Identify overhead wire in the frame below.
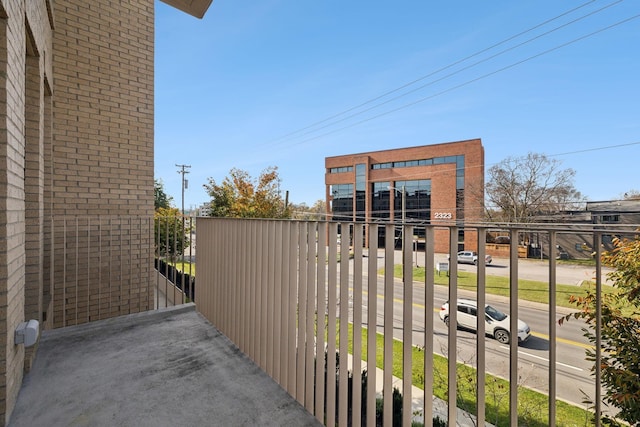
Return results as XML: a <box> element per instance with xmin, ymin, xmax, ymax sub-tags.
<box><xmin>264</xmin><ymin>0</ymin><xmax>629</xmax><ymax>148</ymax></box>
<box><xmin>265</xmin><ymin>0</ymin><xmax>601</xmax><ymax>146</ymax></box>
<box><xmin>279</xmin><ymin>1</ymin><xmax>625</xmax><ymax>146</ymax></box>
<box><xmin>288</xmin><ymin>11</ymin><xmax>640</xmax><ymax>147</ymax></box>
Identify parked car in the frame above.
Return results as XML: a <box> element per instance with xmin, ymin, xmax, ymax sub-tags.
<box><xmin>438</xmin><ymin>298</ymin><xmax>531</xmax><ymax>344</ymax></box>
<box><xmin>450</xmin><ymin>250</ymin><xmax>492</xmax><ymax>265</ymax></box>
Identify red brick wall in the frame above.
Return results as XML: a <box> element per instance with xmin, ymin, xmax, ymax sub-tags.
<box><xmin>325</xmin><ymin>139</ymin><xmax>485</xmax><ymax>253</ymax></box>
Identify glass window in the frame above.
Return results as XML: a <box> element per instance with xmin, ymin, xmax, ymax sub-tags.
<box><xmin>355</xmin><ymin>164</ymin><xmax>366</xmax><ymax>191</ymax></box>
<box><xmin>600</xmin><ymin>215</ymin><xmax>620</xmax><ymax>223</ymax></box>
<box><xmin>372</xmin><ymin>162</ymin><xmax>392</xmax><ymax>169</ymax></box>
<box><xmin>485</xmin><ymin>305</ymin><xmax>507</xmax><ymax>321</ymax></box>
<box><xmin>355</xmin><ymin>164</ymin><xmax>366</xmax><ymax>220</ymax></box>
<box><xmin>329</xmin><ymin>166</ymin><xmax>353</xmax><ymax>173</ymax></box>
<box><xmin>445</xmin><ymin>156</ymin><xmax>457</xmax><ymax>164</ymax></box>
<box><xmin>392</xmin><ymin>179</ymin><xmax>431</xmax><ymax>224</ymax></box>
<box><xmin>330</xmin><ymin>183</ymin><xmax>353</xmax><ymax>221</ymax></box>
<box><xmin>371</xmin><ymin>182</ymin><xmax>391</xmax><ymax>220</ymax></box>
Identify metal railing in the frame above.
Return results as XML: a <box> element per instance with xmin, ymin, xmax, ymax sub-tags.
<box><xmin>46</xmin><ymin>215</ymin><xmax>197</xmax><ymax>328</ymax></box>
<box><xmin>154</xmin><ymin>215</ymin><xmax>195</xmax><ymax>308</ymax></box>
<box><xmin>46</xmin><ymin>216</ymin><xmax>155</xmax><ymax>328</ymax></box>
<box><xmin>194</xmin><ymin>217</ymin><xmax>640</xmax><ymax>426</ymax></box>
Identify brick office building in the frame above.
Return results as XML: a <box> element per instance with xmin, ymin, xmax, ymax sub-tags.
<box><xmin>325</xmin><ymin>139</ymin><xmax>485</xmax><ymax>253</ymax></box>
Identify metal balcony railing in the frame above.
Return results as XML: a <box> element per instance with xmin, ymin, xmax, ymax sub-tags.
<box><xmin>46</xmin><ymin>216</ymin><xmax>155</xmax><ymax>328</ymax></box>
<box><xmin>194</xmin><ymin>217</ymin><xmax>639</xmax><ymax>427</ymax></box>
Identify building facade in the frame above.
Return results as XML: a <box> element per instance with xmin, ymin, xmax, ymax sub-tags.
<box><xmin>530</xmin><ymin>199</ymin><xmax>640</xmax><ymax>260</ymax></box>
<box><xmin>325</xmin><ymin>139</ymin><xmax>485</xmax><ymax>253</ymax></box>
<box><xmin>0</xmin><ymin>1</ymin><xmax>211</xmax><ymax>424</ymax></box>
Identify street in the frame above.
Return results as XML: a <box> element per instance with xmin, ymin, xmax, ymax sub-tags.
<box><xmin>334</xmin><ymin>251</ymin><xmax>605</xmax><ymax>412</ymax></box>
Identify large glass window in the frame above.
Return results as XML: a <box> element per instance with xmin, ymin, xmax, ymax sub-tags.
<box><xmin>371</xmin><ymin>155</ymin><xmax>462</xmax><ymax>170</ymax></box>
<box><xmin>331</xmin><ymin>183</ymin><xmax>353</xmax><ymax>221</ymax></box>
<box><xmin>355</xmin><ymin>164</ymin><xmax>366</xmax><ymax>221</ymax></box>
<box><xmin>329</xmin><ymin>166</ymin><xmax>353</xmax><ymax>173</ymax></box>
<box><xmin>371</xmin><ymin>182</ymin><xmax>391</xmax><ymax>221</ymax></box>
<box><xmin>392</xmin><ymin>180</ymin><xmax>431</xmax><ymax>224</ymax></box>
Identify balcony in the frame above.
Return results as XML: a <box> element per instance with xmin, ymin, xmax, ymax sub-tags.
<box><xmin>9</xmin><ymin>303</ymin><xmax>321</xmax><ymax>426</ymax></box>
<box><xmin>10</xmin><ymin>216</ymin><xmax>637</xmax><ymax>426</ymax></box>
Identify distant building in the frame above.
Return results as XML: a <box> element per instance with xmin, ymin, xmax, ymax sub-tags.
<box><xmin>524</xmin><ymin>199</ymin><xmax>640</xmax><ymax>259</ymax></box>
<box><xmin>325</xmin><ymin>139</ymin><xmax>485</xmax><ymax>252</ymax></box>
<box><xmin>198</xmin><ymin>203</ymin><xmax>212</xmax><ymax>217</ymax></box>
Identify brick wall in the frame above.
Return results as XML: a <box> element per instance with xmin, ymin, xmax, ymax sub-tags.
<box><xmin>0</xmin><ymin>2</ymin><xmax>26</xmax><ymax>421</ymax></box>
<box><xmin>49</xmin><ymin>0</ymin><xmax>155</xmax><ymax>327</ymax></box>
<box><xmin>325</xmin><ymin>139</ymin><xmax>485</xmax><ymax>253</ymax></box>
<box><xmin>0</xmin><ymin>0</ymin><xmax>155</xmax><ymax>423</ymax></box>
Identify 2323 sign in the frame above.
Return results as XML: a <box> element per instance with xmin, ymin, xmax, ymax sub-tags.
<box><xmin>434</xmin><ymin>212</ymin><xmax>452</xmax><ymax>219</ymax></box>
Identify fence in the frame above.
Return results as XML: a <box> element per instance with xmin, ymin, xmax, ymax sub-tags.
<box><xmin>195</xmin><ymin>217</ymin><xmax>639</xmax><ymax>426</ymax></box>
<box><xmin>46</xmin><ymin>216</ymin><xmax>154</xmax><ymax>328</ymax></box>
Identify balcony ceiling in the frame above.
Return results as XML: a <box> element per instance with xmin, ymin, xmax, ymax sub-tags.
<box><xmin>9</xmin><ymin>304</ymin><xmax>321</xmax><ymax>427</ymax></box>
<box><xmin>160</xmin><ymin>0</ymin><xmax>213</xmax><ymax>18</ymax></box>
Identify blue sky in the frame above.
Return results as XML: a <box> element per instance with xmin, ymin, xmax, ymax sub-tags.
<box><xmin>155</xmin><ymin>1</ymin><xmax>640</xmax><ymax>210</ymax></box>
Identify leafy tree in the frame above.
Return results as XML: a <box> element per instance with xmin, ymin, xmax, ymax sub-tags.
<box><xmin>562</xmin><ymin>234</ymin><xmax>640</xmax><ymax>425</ymax></box>
<box><xmin>203</xmin><ymin>166</ymin><xmax>291</xmax><ymax>219</ymax></box>
<box><xmin>154</xmin><ymin>179</ymin><xmax>173</xmax><ymax>210</ymax></box>
<box><xmin>154</xmin><ymin>207</ymin><xmax>190</xmax><ymax>261</ymax></box>
<box><xmin>485</xmin><ymin>152</ymin><xmax>583</xmax><ymax>223</ymax></box>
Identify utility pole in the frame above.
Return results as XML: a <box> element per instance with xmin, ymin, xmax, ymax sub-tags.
<box><xmin>176</xmin><ymin>164</ymin><xmax>191</xmax><ymax>217</ymax></box>
<box><xmin>176</xmin><ymin>164</ymin><xmax>191</xmax><ymax>269</ymax></box>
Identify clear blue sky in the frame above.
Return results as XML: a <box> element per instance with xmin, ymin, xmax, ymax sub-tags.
<box><xmin>155</xmin><ymin>1</ymin><xmax>640</xmax><ymax>211</ymax></box>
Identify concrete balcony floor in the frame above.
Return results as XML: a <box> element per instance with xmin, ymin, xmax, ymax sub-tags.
<box><xmin>9</xmin><ymin>304</ymin><xmax>321</xmax><ymax>427</ymax></box>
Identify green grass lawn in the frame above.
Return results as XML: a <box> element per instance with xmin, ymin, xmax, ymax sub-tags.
<box><xmin>335</xmin><ymin>321</ymin><xmax>593</xmax><ymax>427</ymax></box>
<box><xmin>388</xmin><ymin>264</ymin><xmax>616</xmax><ymax>309</ymax></box>
<box><xmin>170</xmin><ymin>261</ymin><xmax>195</xmax><ymax>276</ymax></box>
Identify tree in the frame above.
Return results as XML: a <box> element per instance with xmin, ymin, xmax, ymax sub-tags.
<box><xmin>154</xmin><ymin>207</ymin><xmax>190</xmax><ymax>261</ymax></box>
<box><xmin>622</xmin><ymin>190</ymin><xmax>640</xmax><ymax>200</ymax></box>
<box><xmin>154</xmin><ymin>179</ymin><xmax>173</xmax><ymax>210</ymax></box>
<box><xmin>485</xmin><ymin>152</ymin><xmax>583</xmax><ymax>223</ymax></box>
<box><xmin>562</xmin><ymin>234</ymin><xmax>640</xmax><ymax>425</ymax></box>
<box><xmin>291</xmin><ymin>199</ymin><xmax>327</xmax><ymax>220</ymax></box>
<box><xmin>203</xmin><ymin>166</ymin><xmax>291</xmax><ymax>219</ymax></box>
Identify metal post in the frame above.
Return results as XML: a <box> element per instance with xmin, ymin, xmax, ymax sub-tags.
<box><xmin>401</xmin><ymin>184</ymin><xmax>406</xmax><ymax>252</ymax></box>
<box><xmin>176</xmin><ymin>164</ymin><xmax>191</xmax><ymax>218</ymax></box>
<box><xmin>176</xmin><ymin>164</ymin><xmax>191</xmax><ymax>284</ymax></box>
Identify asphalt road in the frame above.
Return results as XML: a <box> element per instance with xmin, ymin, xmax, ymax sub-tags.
<box><xmin>338</xmin><ymin>252</ymin><xmax>607</xmax><ymax>412</ymax></box>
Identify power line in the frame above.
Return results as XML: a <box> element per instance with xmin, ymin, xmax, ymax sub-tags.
<box><xmin>285</xmin><ymin>12</ymin><xmax>640</xmax><ymax>147</ymax></box>
<box><xmin>550</xmin><ymin>141</ymin><xmax>640</xmax><ymax>157</ymax></box>
<box><xmin>286</xmin><ymin>0</ymin><xmax>623</xmax><ymax>145</ymax></box>
<box><xmin>264</xmin><ymin>0</ymin><xmax>615</xmax><ymax>147</ymax></box>
<box><xmin>276</xmin><ymin>1</ymin><xmax>624</xmax><ymax>146</ymax></box>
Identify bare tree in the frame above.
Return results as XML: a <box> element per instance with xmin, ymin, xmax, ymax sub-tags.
<box><xmin>622</xmin><ymin>189</ymin><xmax>640</xmax><ymax>200</ymax></box>
<box><xmin>291</xmin><ymin>199</ymin><xmax>327</xmax><ymax>220</ymax></box>
<box><xmin>485</xmin><ymin>153</ymin><xmax>583</xmax><ymax>223</ymax></box>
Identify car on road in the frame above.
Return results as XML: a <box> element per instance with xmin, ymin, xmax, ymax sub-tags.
<box><xmin>438</xmin><ymin>298</ymin><xmax>531</xmax><ymax>344</ymax></box>
<box><xmin>449</xmin><ymin>251</ymin><xmax>492</xmax><ymax>265</ymax></box>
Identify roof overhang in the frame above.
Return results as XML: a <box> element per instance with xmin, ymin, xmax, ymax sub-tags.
<box><xmin>160</xmin><ymin>0</ymin><xmax>213</xmax><ymax>19</ymax></box>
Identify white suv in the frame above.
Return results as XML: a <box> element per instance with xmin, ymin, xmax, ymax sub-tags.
<box><xmin>438</xmin><ymin>299</ymin><xmax>530</xmax><ymax>344</ymax></box>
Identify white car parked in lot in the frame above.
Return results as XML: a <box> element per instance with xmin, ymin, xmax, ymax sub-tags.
<box><xmin>453</xmin><ymin>251</ymin><xmax>492</xmax><ymax>265</ymax></box>
<box><xmin>439</xmin><ymin>299</ymin><xmax>531</xmax><ymax>344</ymax></box>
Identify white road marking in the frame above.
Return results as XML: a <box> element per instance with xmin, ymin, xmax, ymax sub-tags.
<box><xmin>499</xmin><ymin>346</ymin><xmax>584</xmax><ymax>371</ymax></box>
